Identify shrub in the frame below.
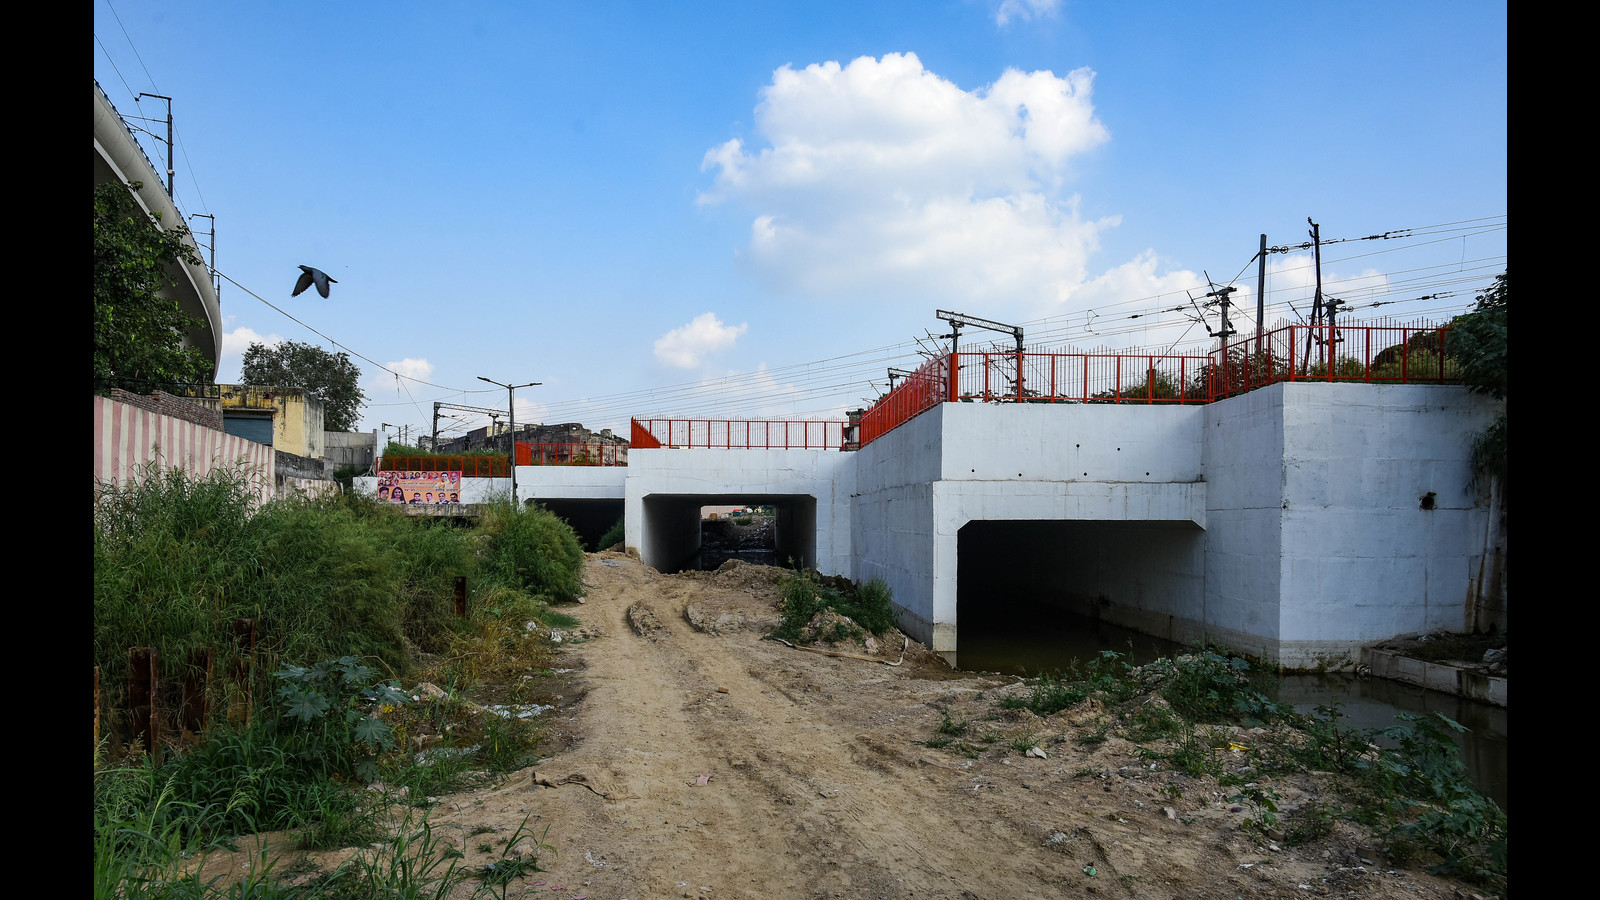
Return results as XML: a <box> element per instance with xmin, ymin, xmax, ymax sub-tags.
<box><xmin>480</xmin><ymin>502</ymin><xmax>585</xmax><ymax>603</ymax></box>
<box><xmin>597</xmin><ymin>516</ymin><xmax>626</xmax><ymax>551</ymax></box>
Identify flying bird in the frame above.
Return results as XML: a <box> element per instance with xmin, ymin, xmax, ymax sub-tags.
<box><xmin>292</xmin><ymin>265</ymin><xmax>338</xmax><ymax>298</ymax></box>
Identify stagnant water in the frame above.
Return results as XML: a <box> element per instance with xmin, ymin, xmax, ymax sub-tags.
<box><xmin>957</xmin><ymin>603</ymin><xmax>1507</xmax><ymax>811</ymax></box>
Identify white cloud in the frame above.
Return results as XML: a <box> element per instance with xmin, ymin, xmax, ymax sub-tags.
<box><xmin>653</xmin><ymin>313</ymin><xmax>748</xmax><ymax>368</ymax></box>
<box><xmin>995</xmin><ymin>0</ymin><xmax>1061</xmax><ymax>27</ymax></box>
<box><xmin>362</xmin><ymin>357</ymin><xmax>434</xmax><ymax>402</ymax></box>
<box><xmin>215</xmin><ymin>323</ymin><xmax>284</xmax><ymax>382</ymax></box>
<box><xmin>701</xmin><ymin>53</ymin><xmax>1121</xmax><ymax>310</ymax></box>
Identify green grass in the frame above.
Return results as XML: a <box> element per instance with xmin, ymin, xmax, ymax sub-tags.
<box><xmin>94</xmin><ymin>465</ymin><xmax>584</xmax><ymax>897</ymax></box>
<box><xmin>774</xmin><ymin>569</ymin><xmax>897</xmax><ymax>643</ymax></box>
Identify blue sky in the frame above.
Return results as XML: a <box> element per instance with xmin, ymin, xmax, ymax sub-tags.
<box><xmin>94</xmin><ymin>1</ymin><xmax>1507</xmax><ymax>440</ymax></box>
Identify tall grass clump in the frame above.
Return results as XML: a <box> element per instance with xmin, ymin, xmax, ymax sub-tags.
<box><xmin>94</xmin><ymin>466</ymin><xmax>587</xmax><ymax>754</ymax></box>
<box><xmin>774</xmin><ymin>569</ymin><xmax>896</xmax><ymax>643</ymax></box>
<box><xmin>478</xmin><ymin>502</ymin><xmax>585</xmax><ymax>604</ymax></box>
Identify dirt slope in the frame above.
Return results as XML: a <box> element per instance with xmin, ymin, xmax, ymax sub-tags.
<box><xmin>419</xmin><ymin>553</ymin><xmax>1479</xmax><ymax>900</ymax></box>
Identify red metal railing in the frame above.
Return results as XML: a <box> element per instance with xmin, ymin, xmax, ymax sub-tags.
<box><xmin>957</xmin><ymin>348</ymin><xmax>1213</xmax><ymax>404</ymax></box>
<box><xmin>380</xmin><ymin>455</ymin><xmax>509</xmax><ymax>476</ymax></box>
<box><xmin>858</xmin><ymin>353</ymin><xmax>953</xmax><ymax>445</ymax></box>
<box><xmin>857</xmin><ymin>318</ymin><xmax>1459</xmax><ymax>447</ymax></box>
<box><xmin>516</xmin><ymin>442</ymin><xmax>626</xmax><ymax>466</ymax></box>
<box><xmin>629</xmin><ymin>417</ymin><xmax>848</xmax><ymax>450</ymax></box>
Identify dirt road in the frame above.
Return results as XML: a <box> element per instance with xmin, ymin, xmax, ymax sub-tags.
<box><xmin>427</xmin><ymin>553</ymin><xmax>1477</xmax><ymax>899</ymax></box>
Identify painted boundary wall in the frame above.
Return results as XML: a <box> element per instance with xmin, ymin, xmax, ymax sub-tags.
<box><xmin>94</xmin><ymin>394</ymin><xmax>275</xmax><ymax>504</ymax></box>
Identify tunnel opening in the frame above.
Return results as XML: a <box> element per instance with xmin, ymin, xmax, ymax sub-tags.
<box><xmin>641</xmin><ymin>493</ymin><xmax>817</xmax><ymax>574</ymax></box>
<box><xmin>955</xmin><ymin>519</ymin><xmax>1204</xmax><ymax>674</ymax></box>
<box><xmin>531</xmin><ymin>498</ymin><xmax>627</xmax><ymax>551</ymax></box>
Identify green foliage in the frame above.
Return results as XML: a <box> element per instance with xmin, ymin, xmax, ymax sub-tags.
<box><xmin>1447</xmin><ymin>274</ymin><xmax>1508</xmax><ymax>401</ymax></box>
<box><xmin>1010</xmin><ymin>671</ymin><xmax>1089</xmax><ymax>717</ymax></box>
<box><xmin>241</xmin><ymin>340</ymin><xmax>368</xmax><ymax>433</ymax></box>
<box><xmin>94</xmin><ymin>466</ymin><xmax>585</xmax><ymax>750</ymax></box>
<box><xmin>271</xmin><ymin>657</ymin><xmax>408</xmax><ymax>782</ymax></box>
<box><xmin>477</xmin><ymin>713</ymin><xmax>542</xmax><ymax>774</ymax></box>
<box><xmin>1228</xmin><ymin>784</ymin><xmax>1282</xmax><ymax>836</ymax></box>
<box><xmin>479</xmin><ymin>502</ymin><xmax>585</xmax><ymax>603</ymax></box>
<box><xmin>1366</xmin><ymin>714</ymin><xmax>1507</xmax><ymax>884</ymax></box>
<box><xmin>597</xmin><ymin>516</ymin><xmax>626</xmax><ymax>551</ymax></box>
<box><xmin>773</xmin><ymin>570</ymin><xmax>897</xmax><ymax>643</ymax></box>
<box><xmin>1168</xmin><ymin>734</ymin><xmax>1222</xmax><ymax>778</ymax></box>
<box><xmin>383</xmin><ymin>442</ymin><xmax>507</xmax><ymax>459</ymax></box>
<box><xmin>1151</xmin><ymin>650</ymin><xmax>1255</xmax><ymax>723</ymax></box>
<box><xmin>1283</xmin><ymin>800</ymin><xmax>1337</xmax><ymax>847</ymax></box>
<box><xmin>1447</xmin><ymin>273</ymin><xmax>1508</xmax><ymax>494</ymax></box>
<box><xmin>93</xmin><ymin>180</ymin><xmax>213</xmax><ymax>393</ymax></box>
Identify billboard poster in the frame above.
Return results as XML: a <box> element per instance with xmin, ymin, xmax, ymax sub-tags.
<box><xmin>378</xmin><ymin>471</ymin><xmax>463</xmax><ymax>504</ymax></box>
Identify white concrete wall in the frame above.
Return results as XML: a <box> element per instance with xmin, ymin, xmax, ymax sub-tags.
<box><xmin>1199</xmin><ymin>384</ymin><xmax>1290</xmax><ymax>659</ymax></box>
<box><xmin>851</xmin><ymin>407</ymin><xmax>943</xmax><ymax>646</ymax></box>
<box><xmin>519</xmin><ymin>465</ymin><xmax>627</xmax><ymax>501</ymax></box>
<box><xmin>1270</xmin><ymin>383</ymin><xmax>1502</xmax><ymax>667</ymax></box>
<box><xmin>624</xmin><ymin>448</ymin><xmax>855</xmax><ymax>574</ymax></box>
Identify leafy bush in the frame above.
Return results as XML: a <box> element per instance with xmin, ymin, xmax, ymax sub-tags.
<box><xmin>774</xmin><ymin>570</ymin><xmax>897</xmax><ymax>643</ymax></box>
<box><xmin>480</xmin><ymin>502</ymin><xmax>585</xmax><ymax>603</ymax></box>
<box><xmin>1152</xmin><ymin>650</ymin><xmax>1255</xmax><ymax>723</ymax></box>
<box><xmin>1366</xmin><ymin>714</ymin><xmax>1507</xmax><ymax>884</ymax></box>
<box><xmin>597</xmin><ymin>516</ymin><xmax>626</xmax><ymax>551</ymax></box>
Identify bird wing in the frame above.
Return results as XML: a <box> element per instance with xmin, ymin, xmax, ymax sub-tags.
<box><xmin>292</xmin><ymin>268</ymin><xmax>314</xmax><ymax>296</ymax></box>
<box><xmin>313</xmin><ymin>269</ymin><xmax>332</xmax><ymax>298</ymax></box>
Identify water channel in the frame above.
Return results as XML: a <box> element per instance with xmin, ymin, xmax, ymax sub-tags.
<box><xmin>958</xmin><ymin>601</ymin><xmax>1507</xmax><ymax>811</ymax></box>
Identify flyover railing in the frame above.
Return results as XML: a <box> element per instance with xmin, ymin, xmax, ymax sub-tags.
<box><xmin>631</xmin><ymin>417</ymin><xmax>849</xmax><ymax>450</ymax></box>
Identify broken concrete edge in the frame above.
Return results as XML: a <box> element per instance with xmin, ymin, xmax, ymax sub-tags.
<box><xmin>1361</xmin><ymin>648</ymin><xmax>1506</xmax><ymax>707</ymax></box>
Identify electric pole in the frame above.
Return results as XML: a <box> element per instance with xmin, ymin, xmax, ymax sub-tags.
<box><xmin>189</xmin><ymin>213</ymin><xmax>217</xmax><ymax>300</ymax></box>
<box><xmin>478</xmin><ymin>377</ymin><xmax>540</xmax><ymax>508</ymax></box>
<box><xmin>1302</xmin><ymin>218</ymin><xmax>1324</xmax><ymax>375</ymax></box>
<box><xmin>1255</xmin><ymin>233</ymin><xmax>1267</xmax><ymax>354</ymax></box>
<box><xmin>136</xmin><ymin>93</ymin><xmax>175</xmax><ymax>198</ymax></box>
<box><xmin>936</xmin><ymin>310</ymin><xmax>1025</xmax><ymax>399</ymax></box>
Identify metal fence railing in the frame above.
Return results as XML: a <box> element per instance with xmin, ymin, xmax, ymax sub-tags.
<box><xmin>517</xmin><ymin>442</ymin><xmax>626</xmax><ymax>466</ymax></box>
<box><xmin>630</xmin><ymin>417</ymin><xmax>848</xmax><ymax>450</ymax></box>
<box><xmin>858</xmin><ymin>353</ymin><xmax>953</xmax><ymax>445</ymax></box>
<box><xmin>379</xmin><ymin>456</ymin><xmax>509</xmax><ymax>476</ymax></box>
<box><xmin>856</xmin><ymin>318</ymin><xmax>1461</xmax><ymax>447</ymax></box>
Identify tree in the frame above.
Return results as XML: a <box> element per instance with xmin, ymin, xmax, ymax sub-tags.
<box><xmin>241</xmin><ymin>341</ymin><xmax>368</xmax><ymax>432</ymax></box>
<box><xmin>1446</xmin><ymin>273</ymin><xmax>1507</xmax><ymax>490</ymax></box>
<box><xmin>93</xmin><ymin>180</ymin><xmax>213</xmax><ymax>393</ymax></box>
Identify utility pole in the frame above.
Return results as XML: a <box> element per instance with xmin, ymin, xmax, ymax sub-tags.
<box><xmin>936</xmin><ymin>310</ymin><xmax>1025</xmax><ymax>399</ymax></box>
<box><xmin>189</xmin><ymin>213</ymin><xmax>217</xmax><ymax>300</ymax></box>
<box><xmin>478</xmin><ymin>377</ymin><xmax>540</xmax><ymax>508</ymax></box>
<box><xmin>1302</xmin><ymin>218</ymin><xmax>1324</xmax><ymax>375</ymax></box>
<box><xmin>1255</xmin><ymin>233</ymin><xmax>1267</xmax><ymax>354</ymax></box>
<box><xmin>136</xmin><ymin>93</ymin><xmax>175</xmax><ymax>198</ymax></box>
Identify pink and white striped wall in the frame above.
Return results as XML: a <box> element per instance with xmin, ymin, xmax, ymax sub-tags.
<box><xmin>93</xmin><ymin>394</ymin><xmax>275</xmax><ymax>502</ymax></box>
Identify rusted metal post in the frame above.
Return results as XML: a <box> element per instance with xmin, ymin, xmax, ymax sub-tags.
<box><xmin>229</xmin><ymin>619</ymin><xmax>256</xmax><ymax>726</ymax></box>
<box><xmin>455</xmin><ymin>576</ymin><xmax>468</xmax><ymax>618</ymax></box>
<box><xmin>129</xmin><ymin>648</ymin><xmax>159</xmax><ymax>760</ymax></box>
<box><xmin>181</xmin><ymin>648</ymin><xmax>214</xmax><ymax>737</ymax></box>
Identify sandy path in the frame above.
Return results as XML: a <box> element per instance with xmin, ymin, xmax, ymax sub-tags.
<box><xmin>428</xmin><ymin>554</ymin><xmax>1474</xmax><ymax>900</ymax></box>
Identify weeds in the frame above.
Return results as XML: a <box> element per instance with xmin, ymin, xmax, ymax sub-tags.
<box><xmin>774</xmin><ymin>569</ymin><xmax>896</xmax><ymax>643</ymax></box>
